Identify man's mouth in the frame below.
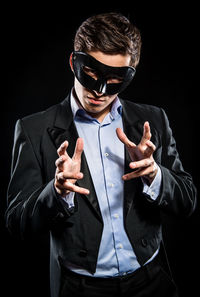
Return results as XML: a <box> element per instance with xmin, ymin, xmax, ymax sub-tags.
<box><xmin>87</xmin><ymin>90</ymin><xmax>105</xmax><ymax>105</ymax></box>
<box><xmin>87</xmin><ymin>96</ymin><xmax>104</xmax><ymax>105</ymax></box>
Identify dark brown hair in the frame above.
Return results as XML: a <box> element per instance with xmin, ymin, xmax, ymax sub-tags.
<box><xmin>74</xmin><ymin>12</ymin><xmax>142</xmax><ymax>67</ymax></box>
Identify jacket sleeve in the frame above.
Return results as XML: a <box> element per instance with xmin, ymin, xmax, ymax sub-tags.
<box><xmin>5</xmin><ymin>119</ymin><xmax>73</xmax><ymax>239</ymax></box>
<box><xmin>149</xmin><ymin>108</ymin><xmax>197</xmax><ymax>217</ymax></box>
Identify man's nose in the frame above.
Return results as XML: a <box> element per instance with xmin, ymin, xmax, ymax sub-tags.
<box><xmin>93</xmin><ymin>90</ymin><xmax>105</xmax><ymax>97</ymax></box>
<box><xmin>98</xmin><ymin>81</ymin><xmax>107</xmax><ymax>94</ymax></box>
<box><xmin>93</xmin><ymin>79</ymin><xmax>107</xmax><ymax>96</ymax></box>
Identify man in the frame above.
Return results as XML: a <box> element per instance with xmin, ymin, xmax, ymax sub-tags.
<box><xmin>6</xmin><ymin>12</ymin><xmax>197</xmax><ymax>297</ymax></box>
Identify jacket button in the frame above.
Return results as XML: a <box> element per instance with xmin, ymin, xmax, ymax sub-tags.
<box><xmin>161</xmin><ymin>200</ymin><xmax>168</xmax><ymax>207</ymax></box>
<box><xmin>79</xmin><ymin>249</ymin><xmax>87</xmax><ymax>257</ymax></box>
<box><xmin>58</xmin><ymin>212</ymin><xmax>65</xmax><ymax>218</ymax></box>
<box><xmin>54</xmin><ymin>212</ymin><xmax>65</xmax><ymax>220</ymax></box>
<box><xmin>141</xmin><ymin>238</ymin><xmax>148</xmax><ymax>247</ymax></box>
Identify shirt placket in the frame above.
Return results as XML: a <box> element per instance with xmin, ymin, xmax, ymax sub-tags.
<box><xmin>99</xmin><ymin>120</ymin><xmax>128</xmax><ymax>275</ymax></box>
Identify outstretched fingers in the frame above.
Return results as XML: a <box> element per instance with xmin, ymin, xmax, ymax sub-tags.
<box><xmin>56</xmin><ymin>170</ymin><xmax>84</xmax><ymax>182</ymax></box>
<box><xmin>56</xmin><ymin>179</ymin><xmax>90</xmax><ymax>196</ymax></box>
<box><xmin>61</xmin><ymin>180</ymin><xmax>90</xmax><ymax>195</ymax></box>
<box><xmin>55</xmin><ymin>138</ymin><xmax>90</xmax><ymax>196</ymax></box>
<box><xmin>140</xmin><ymin>121</ymin><xmax>151</xmax><ymax>146</ymax></box>
<box><xmin>123</xmin><ymin>160</ymin><xmax>156</xmax><ymax>181</ymax></box>
<box><xmin>73</xmin><ymin>138</ymin><xmax>84</xmax><ymax>161</ymax></box>
<box><xmin>143</xmin><ymin>140</ymin><xmax>156</xmax><ymax>157</ymax></box>
<box><xmin>57</xmin><ymin>141</ymin><xmax>69</xmax><ymax>158</ymax></box>
<box><xmin>116</xmin><ymin>128</ymin><xmax>136</xmax><ymax>148</ymax></box>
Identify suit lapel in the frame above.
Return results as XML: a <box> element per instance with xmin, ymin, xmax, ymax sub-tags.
<box><xmin>47</xmin><ymin>95</ymin><xmax>102</xmax><ymax>221</ymax></box>
<box><xmin>121</xmin><ymin>100</ymin><xmax>145</xmax><ymax>217</ymax></box>
<box><xmin>121</xmin><ymin>99</ymin><xmax>159</xmax><ymax>217</ymax></box>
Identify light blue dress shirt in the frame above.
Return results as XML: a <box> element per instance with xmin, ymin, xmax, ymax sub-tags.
<box><xmin>63</xmin><ymin>92</ymin><xmax>161</xmax><ymax>277</ymax></box>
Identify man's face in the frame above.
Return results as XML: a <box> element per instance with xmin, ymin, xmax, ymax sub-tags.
<box><xmin>71</xmin><ymin>51</ymin><xmax>131</xmax><ymax>121</ymax></box>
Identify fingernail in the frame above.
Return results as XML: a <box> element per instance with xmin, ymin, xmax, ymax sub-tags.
<box><xmin>130</xmin><ymin>162</ymin><xmax>136</xmax><ymax>168</ymax></box>
<box><xmin>61</xmin><ymin>141</ymin><xmax>67</xmax><ymax>148</ymax></box>
<box><xmin>77</xmin><ymin>172</ymin><xmax>83</xmax><ymax>179</ymax></box>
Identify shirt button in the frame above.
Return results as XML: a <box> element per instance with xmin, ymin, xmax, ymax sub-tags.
<box><xmin>104</xmin><ymin>153</ymin><xmax>109</xmax><ymax>157</ymax></box>
<box><xmin>151</xmin><ymin>191</ymin><xmax>155</xmax><ymax>198</ymax></box>
<box><xmin>109</xmin><ymin>183</ymin><xmax>114</xmax><ymax>187</ymax></box>
<box><xmin>114</xmin><ymin>213</ymin><xmax>119</xmax><ymax>219</ymax></box>
<box><xmin>118</xmin><ymin>244</ymin><xmax>123</xmax><ymax>249</ymax></box>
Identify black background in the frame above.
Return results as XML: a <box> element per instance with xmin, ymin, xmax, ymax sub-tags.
<box><xmin>1</xmin><ymin>2</ymin><xmax>199</xmax><ymax>297</ymax></box>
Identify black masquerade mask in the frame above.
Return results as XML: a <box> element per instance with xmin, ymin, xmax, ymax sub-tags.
<box><xmin>72</xmin><ymin>51</ymin><xmax>136</xmax><ymax>95</ymax></box>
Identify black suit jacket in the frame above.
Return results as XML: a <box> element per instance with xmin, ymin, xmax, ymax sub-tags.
<box><xmin>6</xmin><ymin>95</ymin><xmax>197</xmax><ymax>297</ymax></box>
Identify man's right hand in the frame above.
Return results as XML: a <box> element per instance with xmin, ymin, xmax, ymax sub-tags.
<box><xmin>54</xmin><ymin>138</ymin><xmax>90</xmax><ymax>197</ymax></box>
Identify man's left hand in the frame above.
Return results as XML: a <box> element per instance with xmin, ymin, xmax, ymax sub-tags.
<box><xmin>116</xmin><ymin>121</ymin><xmax>157</xmax><ymax>184</ymax></box>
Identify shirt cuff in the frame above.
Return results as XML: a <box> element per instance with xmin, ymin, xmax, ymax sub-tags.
<box><xmin>62</xmin><ymin>192</ymin><xmax>75</xmax><ymax>208</ymax></box>
<box><xmin>142</xmin><ymin>164</ymin><xmax>162</xmax><ymax>200</ymax></box>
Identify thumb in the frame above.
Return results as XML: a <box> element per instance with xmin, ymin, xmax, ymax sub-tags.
<box><xmin>116</xmin><ymin>128</ymin><xmax>136</xmax><ymax>148</ymax></box>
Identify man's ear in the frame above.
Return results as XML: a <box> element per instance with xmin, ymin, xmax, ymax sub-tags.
<box><xmin>69</xmin><ymin>52</ymin><xmax>74</xmax><ymax>72</ymax></box>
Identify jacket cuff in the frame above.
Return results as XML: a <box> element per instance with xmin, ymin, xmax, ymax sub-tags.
<box><xmin>51</xmin><ymin>180</ymin><xmax>76</xmax><ymax>217</ymax></box>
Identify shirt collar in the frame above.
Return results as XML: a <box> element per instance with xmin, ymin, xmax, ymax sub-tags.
<box><xmin>70</xmin><ymin>89</ymin><xmax>122</xmax><ymax>121</ymax></box>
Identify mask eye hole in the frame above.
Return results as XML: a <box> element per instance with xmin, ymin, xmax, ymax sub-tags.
<box><xmin>83</xmin><ymin>66</ymin><xmax>98</xmax><ymax>80</ymax></box>
<box><xmin>107</xmin><ymin>76</ymin><xmax>123</xmax><ymax>84</ymax></box>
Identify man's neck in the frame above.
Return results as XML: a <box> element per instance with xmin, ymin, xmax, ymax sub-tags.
<box><xmin>72</xmin><ymin>88</ymin><xmax>113</xmax><ymax>123</ymax></box>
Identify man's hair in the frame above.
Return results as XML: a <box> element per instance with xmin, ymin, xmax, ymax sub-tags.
<box><xmin>74</xmin><ymin>12</ymin><xmax>142</xmax><ymax>67</ymax></box>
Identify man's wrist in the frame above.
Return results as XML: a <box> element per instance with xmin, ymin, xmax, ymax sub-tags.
<box><xmin>142</xmin><ymin>164</ymin><xmax>162</xmax><ymax>201</ymax></box>
<box><xmin>144</xmin><ymin>163</ymin><xmax>158</xmax><ymax>185</ymax></box>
